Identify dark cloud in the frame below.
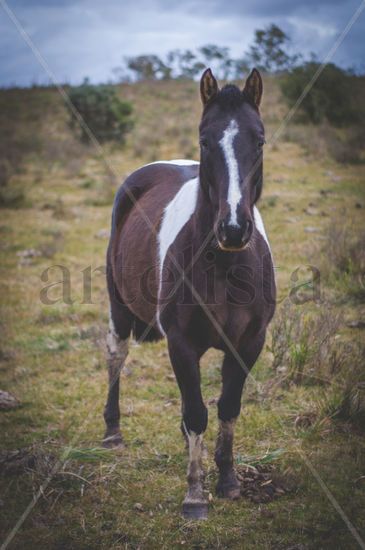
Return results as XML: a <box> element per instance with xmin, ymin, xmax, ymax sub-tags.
<box><xmin>0</xmin><ymin>0</ymin><xmax>363</xmax><ymax>87</ymax></box>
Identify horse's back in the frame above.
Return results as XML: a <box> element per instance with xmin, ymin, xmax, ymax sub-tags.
<box><xmin>110</xmin><ymin>161</ymin><xmax>199</xmax><ymax>234</ymax></box>
<box><xmin>108</xmin><ymin>160</ymin><xmax>199</xmax><ymax>328</ymax></box>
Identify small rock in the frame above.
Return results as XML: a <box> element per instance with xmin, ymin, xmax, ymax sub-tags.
<box><xmin>16</xmin><ymin>248</ymin><xmax>42</xmax><ymax>258</ymax></box>
<box><xmin>16</xmin><ymin>248</ymin><xmax>42</xmax><ymax>266</ymax></box>
<box><xmin>304</xmin><ymin>226</ymin><xmax>319</xmax><ymax>233</ymax></box>
<box><xmin>133</xmin><ymin>502</ymin><xmax>144</xmax><ymax>512</ymax></box>
<box><xmin>294</xmin><ymin>413</ymin><xmax>316</xmax><ymax>429</ymax></box>
<box><xmin>355</xmin><ymin>202</ymin><xmax>363</xmax><ymax>209</ymax></box>
<box><xmin>0</xmin><ymin>390</ymin><xmax>20</xmax><ymax>410</ymax></box>
<box><xmin>95</xmin><ymin>229</ymin><xmax>110</xmax><ymax>239</ymax></box>
<box><xmin>346</xmin><ymin>320</ymin><xmax>365</xmax><ymax>329</ymax></box>
<box><xmin>325</xmin><ymin>171</ymin><xmax>341</xmax><ymax>182</ymax></box>
<box><xmin>303</xmin><ymin>207</ymin><xmax>319</xmax><ymax>216</ymax></box>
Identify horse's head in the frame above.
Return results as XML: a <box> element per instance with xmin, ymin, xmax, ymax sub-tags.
<box><xmin>199</xmin><ymin>68</ymin><xmax>264</xmax><ymax>251</ymax></box>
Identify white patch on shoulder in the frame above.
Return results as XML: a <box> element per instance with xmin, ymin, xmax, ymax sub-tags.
<box><xmin>253</xmin><ymin>206</ymin><xmax>271</xmax><ymax>253</ymax></box>
<box><xmin>157</xmin><ymin>177</ymin><xmax>199</xmax><ymax>334</ymax></box>
<box><xmin>145</xmin><ymin>159</ymin><xmax>199</xmax><ymax>167</ymax></box>
<box><xmin>219</xmin><ymin>119</ymin><xmax>240</xmax><ymax>227</ymax></box>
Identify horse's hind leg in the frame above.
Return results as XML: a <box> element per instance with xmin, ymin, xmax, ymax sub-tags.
<box><xmin>103</xmin><ymin>269</ymin><xmax>133</xmax><ymax>449</ymax></box>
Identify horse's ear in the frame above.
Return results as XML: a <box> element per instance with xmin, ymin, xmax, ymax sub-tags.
<box><xmin>243</xmin><ymin>68</ymin><xmax>263</xmax><ymax>108</ymax></box>
<box><xmin>200</xmin><ymin>68</ymin><xmax>219</xmax><ymax>106</ymax></box>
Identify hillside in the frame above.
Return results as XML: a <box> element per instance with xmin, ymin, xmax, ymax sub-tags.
<box><xmin>0</xmin><ymin>77</ymin><xmax>364</xmax><ymax>549</ymax></box>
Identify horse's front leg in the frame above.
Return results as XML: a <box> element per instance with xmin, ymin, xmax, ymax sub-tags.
<box><xmin>215</xmin><ymin>333</ymin><xmax>265</xmax><ymax>499</ymax></box>
<box><xmin>167</xmin><ymin>329</ymin><xmax>208</xmax><ymax>520</ymax></box>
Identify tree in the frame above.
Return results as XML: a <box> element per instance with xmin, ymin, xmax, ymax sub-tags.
<box><xmin>167</xmin><ymin>49</ymin><xmax>205</xmax><ymax>79</ymax></box>
<box><xmin>198</xmin><ymin>44</ymin><xmax>233</xmax><ymax>79</ymax></box>
<box><xmin>231</xmin><ymin>58</ymin><xmax>250</xmax><ymax>80</ymax></box>
<box><xmin>247</xmin><ymin>24</ymin><xmax>299</xmax><ymax>73</ymax></box>
<box><xmin>126</xmin><ymin>55</ymin><xmax>170</xmax><ymax>81</ymax></box>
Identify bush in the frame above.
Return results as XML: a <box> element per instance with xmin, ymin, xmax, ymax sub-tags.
<box><xmin>318</xmin><ymin>340</ymin><xmax>365</xmax><ymax>431</ymax></box>
<box><xmin>271</xmin><ymin>301</ymin><xmax>365</xmax><ymax>430</ymax></box>
<box><xmin>336</xmin><ymin>343</ymin><xmax>365</xmax><ymax>429</ymax></box>
<box><xmin>282</xmin><ymin>123</ymin><xmax>365</xmax><ymax>164</ymax></box>
<box><xmin>280</xmin><ymin>62</ymin><xmax>360</xmax><ymax>127</ymax></box>
<box><xmin>270</xmin><ymin>301</ymin><xmax>342</xmax><ymax>385</ymax></box>
<box><xmin>320</xmin><ymin>223</ymin><xmax>365</xmax><ymax>301</ymax></box>
<box><xmin>68</xmin><ymin>81</ymin><xmax>134</xmax><ymax>143</ymax></box>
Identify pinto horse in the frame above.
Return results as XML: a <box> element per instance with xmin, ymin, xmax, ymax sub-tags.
<box><xmin>103</xmin><ymin>68</ymin><xmax>276</xmax><ymax>519</ymax></box>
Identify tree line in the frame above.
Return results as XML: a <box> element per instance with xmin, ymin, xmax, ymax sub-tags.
<box><xmin>114</xmin><ymin>24</ymin><xmax>300</xmax><ymax>82</ymax></box>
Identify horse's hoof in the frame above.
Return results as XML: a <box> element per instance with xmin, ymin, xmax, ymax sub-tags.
<box><xmin>182</xmin><ymin>501</ymin><xmax>208</xmax><ymax>520</ymax></box>
<box><xmin>102</xmin><ymin>431</ymin><xmax>124</xmax><ymax>450</ymax></box>
<box><xmin>216</xmin><ymin>482</ymin><xmax>241</xmax><ymax>500</ymax></box>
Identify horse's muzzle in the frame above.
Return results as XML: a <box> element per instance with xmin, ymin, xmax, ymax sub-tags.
<box><xmin>216</xmin><ymin>219</ymin><xmax>253</xmax><ymax>251</ymax></box>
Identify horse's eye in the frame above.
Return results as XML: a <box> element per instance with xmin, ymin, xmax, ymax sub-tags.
<box><xmin>200</xmin><ymin>138</ymin><xmax>208</xmax><ymax>149</ymax></box>
<box><xmin>257</xmin><ymin>139</ymin><xmax>266</xmax><ymax>149</ymax></box>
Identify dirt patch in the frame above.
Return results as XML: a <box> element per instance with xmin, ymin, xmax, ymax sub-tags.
<box><xmin>0</xmin><ymin>390</ymin><xmax>20</xmax><ymax>410</ymax></box>
<box><xmin>237</xmin><ymin>464</ymin><xmax>296</xmax><ymax>503</ymax></box>
<box><xmin>0</xmin><ymin>446</ymin><xmax>56</xmax><ymax>476</ymax></box>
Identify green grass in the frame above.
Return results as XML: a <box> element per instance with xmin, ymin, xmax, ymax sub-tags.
<box><xmin>1</xmin><ymin>79</ymin><xmax>365</xmax><ymax>549</ymax></box>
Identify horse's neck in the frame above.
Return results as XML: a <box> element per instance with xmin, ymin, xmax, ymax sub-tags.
<box><xmin>193</xmin><ymin>185</ymin><xmax>214</xmax><ymax>243</ymax></box>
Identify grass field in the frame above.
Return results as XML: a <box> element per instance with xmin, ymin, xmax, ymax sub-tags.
<box><xmin>1</xmin><ymin>77</ymin><xmax>365</xmax><ymax>549</ymax></box>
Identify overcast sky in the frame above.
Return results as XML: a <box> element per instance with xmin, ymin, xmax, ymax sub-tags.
<box><xmin>0</xmin><ymin>0</ymin><xmax>364</xmax><ymax>87</ymax></box>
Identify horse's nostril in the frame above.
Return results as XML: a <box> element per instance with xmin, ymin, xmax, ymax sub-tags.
<box><xmin>217</xmin><ymin>219</ymin><xmax>253</xmax><ymax>249</ymax></box>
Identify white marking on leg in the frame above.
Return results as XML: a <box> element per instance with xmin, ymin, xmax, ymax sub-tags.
<box><xmin>106</xmin><ymin>313</ymin><xmax>129</xmax><ymax>374</ymax></box>
<box><xmin>219</xmin><ymin>119</ymin><xmax>241</xmax><ymax>227</ymax></box>
<box><xmin>185</xmin><ymin>429</ymin><xmax>205</xmax><ymax>504</ymax></box>
<box><xmin>187</xmin><ymin>431</ymin><xmax>203</xmax><ymax>470</ymax></box>
<box><xmin>156</xmin><ymin>177</ymin><xmax>199</xmax><ymax>335</ymax></box>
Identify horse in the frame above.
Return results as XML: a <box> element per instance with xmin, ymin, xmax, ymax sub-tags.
<box><xmin>103</xmin><ymin>67</ymin><xmax>276</xmax><ymax>520</ymax></box>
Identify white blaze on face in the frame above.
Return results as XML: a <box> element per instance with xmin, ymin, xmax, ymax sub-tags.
<box><xmin>219</xmin><ymin>119</ymin><xmax>241</xmax><ymax>227</ymax></box>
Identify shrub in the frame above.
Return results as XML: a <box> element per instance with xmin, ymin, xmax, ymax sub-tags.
<box><xmin>68</xmin><ymin>81</ymin><xmax>134</xmax><ymax>144</ymax></box>
<box><xmin>270</xmin><ymin>300</ymin><xmax>342</xmax><ymax>384</ymax></box>
<box><xmin>282</xmin><ymin>123</ymin><xmax>365</xmax><ymax>164</ymax></box>
<box><xmin>317</xmin><ymin>340</ymin><xmax>365</xmax><ymax>431</ymax></box>
<box><xmin>280</xmin><ymin>62</ymin><xmax>360</xmax><ymax>127</ymax></box>
<box><xmin>336</xmin><ymin>350</ymin><xmax>365</xmax><ymax>430</ymax></box>
<box><xmin>320</xmin><ymin>223</ymin><xmax>365</xmax><ymax>301</ymax></box>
